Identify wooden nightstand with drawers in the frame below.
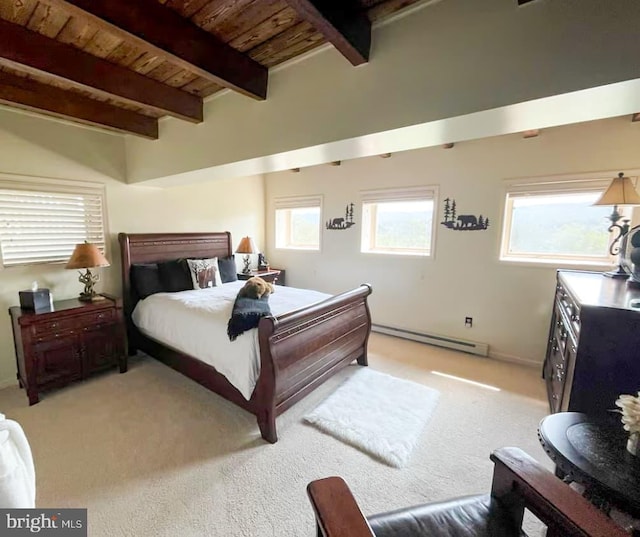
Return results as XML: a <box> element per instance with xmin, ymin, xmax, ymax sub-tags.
<box><xmin>237</xmin><ymin>269</ymin><xmax>286</xmax><ymax>286</ymax></box>
<box><xmin>9</xmin><ymin>295</ymin><xmax>127</xmax><ymax>405</ymax></box>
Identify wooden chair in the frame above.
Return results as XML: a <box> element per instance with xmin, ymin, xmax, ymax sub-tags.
<box><xmin>307</xmin><ymin>447</ymin><xmax>627</xmax><ymax>537</ymax></box>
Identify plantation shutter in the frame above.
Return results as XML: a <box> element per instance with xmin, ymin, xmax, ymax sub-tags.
<box><xmin>0</xmin><ymin>184</ymin><xmax>106</xmax><ymax>267</ymax></box>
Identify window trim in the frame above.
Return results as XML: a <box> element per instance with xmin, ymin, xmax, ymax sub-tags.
<box><xmin>499</xmin><ymin>172</ymin><xmax>638</xmax><ymax>266</ymax></box>
<box><xmin>0</xmin><ymin>173</ymin><xmax>109</xmax><ymax>268</ymax></box>
<box><xmin>273</xmin><ymin>194</ymin><xmax>323</xmax><ymax>252</ymax></box>
<box><xmin>360</xmin><ymin>185</ymin><xmax>438</xmax><ymax>258</ymax></box>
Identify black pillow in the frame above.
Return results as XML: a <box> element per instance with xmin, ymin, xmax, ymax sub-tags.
<box><xmin>218</xmin><ymin>255</ymin><xmax>238</xmax><ymax>283</ymax></box>
<box><xmin>131</xmin><ymin>263</ymin><xmax>164</xmax><ymax>299</ymax></box>
<box><xmin>157</xmin><ymin>259</ymin><xmax>192</xmax><ymax>292</ymax></box>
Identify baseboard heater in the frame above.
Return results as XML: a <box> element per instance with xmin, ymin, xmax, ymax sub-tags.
<box><xmin>372</xmin><ymin>324</ymin><xmax>489</xmax><ymax>357</ymax></box>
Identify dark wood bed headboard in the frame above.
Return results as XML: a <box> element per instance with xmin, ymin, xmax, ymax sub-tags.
<box><xmin>118</xmin><ymin>231</ymin><xmax>233</xmax><ymax>320</ymax></box>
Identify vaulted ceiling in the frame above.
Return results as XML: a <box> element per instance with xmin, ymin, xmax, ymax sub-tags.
<box><xmin>0</xmin><ymin>0</ymin><xmax>425</xmax><ymax>139</ymax></box>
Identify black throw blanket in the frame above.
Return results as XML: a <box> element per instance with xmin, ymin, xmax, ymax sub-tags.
<box><xmin>227</xmin><ymin>295</ymin><xmax>272</xmax><ymax>341</ymax></box>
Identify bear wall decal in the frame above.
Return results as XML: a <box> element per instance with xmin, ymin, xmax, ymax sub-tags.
<box><xmin>441</xmin><ymin>198</ymin><xmax>490</xmax><ymax>231</ymax></box>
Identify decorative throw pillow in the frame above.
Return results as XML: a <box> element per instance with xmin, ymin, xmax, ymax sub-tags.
<box><xmin>187</xmin><ymin>258</ymin><xmax>223</xmax><ymax>289</ymax></box>
<box><xmin>131</xmin><ymin>263</ymin><xmax>164</xmax><ymax>299</ymax></box>
<box><xmin>218</xmin><ymin>255</ymin><xmax>238</xmax><ymax>283</ymax></box>
<box><xmin>157</xmin><ymin>259</ymin><xmax>192</xmax><ymax>292</ymax></box>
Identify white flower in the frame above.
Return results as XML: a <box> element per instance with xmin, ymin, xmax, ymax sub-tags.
<box><xmin>615</xmin><ymin>392</ymin><xmax>640</xmax><ymax>434</ymax></box>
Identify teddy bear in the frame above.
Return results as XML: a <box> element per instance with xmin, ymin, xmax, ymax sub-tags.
<box><xmin>238</xmin><ymin>276</ymin><xmax>275</xmax><ymax>300</ymax></box>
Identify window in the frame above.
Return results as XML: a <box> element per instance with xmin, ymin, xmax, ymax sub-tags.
<box><xmin>360</xmin><ymin>186</ymin><xmax>437</xmax><ymax>256</ymax></box>
<box><xmin>274</xmin><ymin>195</ymin><xmax>322</xmax><ymax>250</ymax></box>
<box><xmin>500</xmin><ymin>177</ymin><xmax>633</xmax><ymax>264</ymax></box>
<box><xmin>0</xmin><ymin>177</ymin><xmax>107</xmax><ymax>267</ymax></box>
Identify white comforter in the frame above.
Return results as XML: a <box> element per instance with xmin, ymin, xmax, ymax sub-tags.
<box><xmin>132</xmin><ymin>281</ymin><xmax>330</xmax><ymax>400</ymax></box>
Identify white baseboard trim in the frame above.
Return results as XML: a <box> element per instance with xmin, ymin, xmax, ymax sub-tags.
<box><xmin>489</xmin><ymin>351</ymin><xmax>541</xmax><ymax>368</ymax></box>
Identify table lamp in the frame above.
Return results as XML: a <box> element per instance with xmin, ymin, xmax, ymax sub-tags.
<box><xmin>65</xmin><ymin>242</ymin><xmax>110</xmax><ymax>301</ymax></box>
<box><xmin>593</xmin><ymin>172</ymin><xmax>640</xmax><ymax>278</ymax></box>
<box><xmin>236</xmin><ymin>236</ymin><xmax>257</xmax><ymax>274</ymax></box>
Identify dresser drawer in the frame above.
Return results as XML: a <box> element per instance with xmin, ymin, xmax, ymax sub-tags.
<box><xmin>32</xmin><ymin>308</ymin><xmax>115</xmax><ymax>338</ymax></box>
<box><xmin>556</xmin><ymin>284</ymin><xmax>581</xmax><ymax>339</ymax></box>
<box><xmin>77</xmin><ymin>308</ymin><xmax>115</xmax><ymax>328</ymax></box>
<box><xmin>32</xmin><ymin>317</ymin><xmax>77</xmax><ymax>337</ymax></box>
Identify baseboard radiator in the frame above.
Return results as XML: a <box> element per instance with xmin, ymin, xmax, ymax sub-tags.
<box><xmin>372</xmin><ymin>324</ymin><xmax>489</xmax><ymax>357</ymax></box>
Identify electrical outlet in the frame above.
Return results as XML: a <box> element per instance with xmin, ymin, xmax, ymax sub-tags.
<box><xmin>465</xmin><ymin>317</ymin><xmax>473</xmax><ymax>328</ymax></box>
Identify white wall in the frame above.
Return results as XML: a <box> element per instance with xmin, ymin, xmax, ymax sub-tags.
<box><xmin>0</xmin><ymin>109</ymin><xmax>265</xmax><ymax>388</ymax></box>
<box><xmin>125</xmin><ymin>0</ymin><xmax>640</xmax><ymax>184</ymax></box>
<box><xmin>265</xmin><ymin>116</ymin><xmax>640</xmax><ymax>366</ymax></box>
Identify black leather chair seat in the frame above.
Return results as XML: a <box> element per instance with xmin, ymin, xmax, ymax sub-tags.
<box><xmin>307</xmin><ymin>449</ymin><xmax>628</xmax><ymax>537</ymax></box>
<box><xmin>368</xmin><ymin>494</ymin><xmax>525</xmax><ymax>537</ymax></box>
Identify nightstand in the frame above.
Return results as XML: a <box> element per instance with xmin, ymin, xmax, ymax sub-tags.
<box><xmin>237</xmin><ymin>269</ymin><xmax>285</xmax><ymax>286</ymax></box>
<box><xmin>8</xmin><ymin>295</ymin><xmax>127</xmax><ymax>405</ymax></box>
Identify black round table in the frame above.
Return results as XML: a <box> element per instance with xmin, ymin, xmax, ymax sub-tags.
<box><xmin>538</xmin><ymin>412</ymin><xmax>640</xmax><ymax>521</ymax></box>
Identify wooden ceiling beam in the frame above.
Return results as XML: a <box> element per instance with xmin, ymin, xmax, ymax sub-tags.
<box><xmin>0</xmin><ymin>19</ymin><xmax>202</xmax><ymax>122</ymax></box>
<box><xmin>43</xmin><ymin>0</ymin><xmax>268</xmax><ymax>100</ymax></box>
<box><xmin>0</xmin><ymin>71</ymin><xmax>158</xmax><ymax>139</ymax></box>
<box><xmin>284</xmin><ymin>0</ymin><xmax>371</xmax><ymax>66</ymax></box>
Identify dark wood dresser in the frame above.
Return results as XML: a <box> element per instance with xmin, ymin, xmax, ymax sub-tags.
<box><xmin>544</xmin><ymin>270</ymin><xmax>640</xmax><ymax>415</ymax></box>
<box><xmin>9</xmin><ymin>295</ymin><xmax>127</xmax><ymax>405</ymax></box>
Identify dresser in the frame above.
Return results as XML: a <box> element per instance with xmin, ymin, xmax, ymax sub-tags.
<box><xmin>9</xmin><ymin>295</ymin><xmax>127</xmax><ymax>405</ymax></box>
<box><xmin>544</xmin><ymin>270</ymin><xmax>640</xmax><ymax>415</ymax></box>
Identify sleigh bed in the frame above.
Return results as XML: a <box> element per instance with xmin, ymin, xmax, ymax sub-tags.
<box><xmin>118</xmin><ymin>232</ymin><xmax>372</xmax><ymax>443</ymax></box>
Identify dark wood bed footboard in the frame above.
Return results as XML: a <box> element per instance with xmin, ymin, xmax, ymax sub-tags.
<box><xmin>118</xmin><ymin>232</ymin><xmax>373</xmax><ymax>444</ymax></box>
<box><xmin>254</xmin><ymin>284</ymin><xmax>372</xmax><ymax>443</ymax></box>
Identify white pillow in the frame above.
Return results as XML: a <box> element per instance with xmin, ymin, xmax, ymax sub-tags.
<box><xmin>187</xmin><ymin>258</ymin><xmax>223</xmax><ymax>289</ymax></box>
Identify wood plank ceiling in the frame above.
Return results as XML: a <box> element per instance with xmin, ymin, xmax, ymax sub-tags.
<box><xmin>0</xmin><ymin>0</ymin><xmax>424</xmax><ymax>139</ymax></box>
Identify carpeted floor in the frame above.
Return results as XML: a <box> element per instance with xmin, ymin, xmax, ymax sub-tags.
<box><xmin>0</xmin><ymin>333</ymin><xmax>550</xmax><ymax>536</ymax></box>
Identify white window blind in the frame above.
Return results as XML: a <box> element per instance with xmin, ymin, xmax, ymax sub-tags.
<box><xmin>360</xmin><ymin>186</ymin><xmax>435</xmax><ymax>203</ymax></box>
<box><xmin>0</xmin><ymin>183</ymin><xmax>107</xmax><ymax>267</ymax></box>
<box><xmin>505</xmin><ymin>177</ymin><xmax>612</xmax><ymax>197</ymax></box>
<box><xmin>274</xmin><ymin>195</ymin><xmax>322</xmax><ymax>210</ymax></box>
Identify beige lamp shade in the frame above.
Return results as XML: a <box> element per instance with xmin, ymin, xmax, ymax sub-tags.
<box><xmin>593</xmin><ymin>172</ymin><xmax>640</xmax><ymax>206</ymax></box>
<box><xmin>65</xmin><ymin>243</ymin><xmax>110</xmax><ymax>269</ymax></box>
<box><xmin>236</xmin><ymin>236</ymin><xmax>257</xmax><ymax>254</ymax></box>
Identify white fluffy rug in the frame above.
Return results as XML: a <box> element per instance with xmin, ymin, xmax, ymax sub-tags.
<box><xmin>304</xmin><ymin>368</ymin><xmax>440</xmax><ymax>467</ymax></box>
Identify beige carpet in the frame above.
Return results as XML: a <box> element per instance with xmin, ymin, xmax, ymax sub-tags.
<box><xmin>0</xmin><ymin>334</ymin><xmax>550</xmax><ymax>536</ymax></box>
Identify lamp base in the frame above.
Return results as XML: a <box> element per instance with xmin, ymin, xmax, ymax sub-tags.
<box><xmin>603</xmin><ymin>265</ymin><xmax>629</xmax><ymax>279</ymax></box>
<box><xmin>242</xmin><ymin>254</ymin><xmax>251</xmax><ymax>274</ymax></box>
